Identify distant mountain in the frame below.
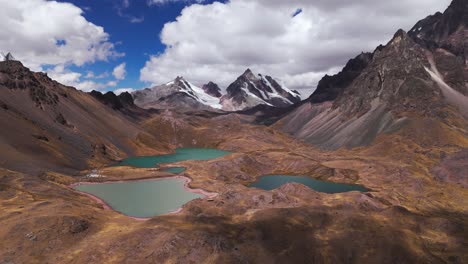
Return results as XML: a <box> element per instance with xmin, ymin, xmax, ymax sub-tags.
<box><xmin>221</xmin><ymin>69</ymin><xmax>301</xmax><ymax>111</ymax></box>
<box><xmin>90</xmin><ymin>90</ymin><xmax>135</xmax><ymax>110</ymax></box>
<box><xmin>202</xmin><ymin>82</ymin><xmax>222</xmax><ymax>98</ymax></box>
<box><xmin>88</xmin><ymin>90</ymin><xmax>153</xmax><ymax>120</ymax></box>
<box><xmin>132</xmin><ymin>76</ymin><xmax>222</xmax><ymax>111</ymax></box>
<box><xmin>278</xmin><ymin>0</ymin><xmax>468</xmax><ymax>150</ymax></box>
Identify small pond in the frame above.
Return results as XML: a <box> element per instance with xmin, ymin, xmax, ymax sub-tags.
<box><xmin>116</xmin><ymin>148</ymin><xmax>231</xmax><ymax>168</ymax></box>
<box><xmin>74</xmin><ymin>178</ymin><xmax>203</xmax><ymax>218</ymax></box>
<box><xmin>250</xmin><ymin>175</ymin><xmax>368</xmax><ymax>193</ymax></box>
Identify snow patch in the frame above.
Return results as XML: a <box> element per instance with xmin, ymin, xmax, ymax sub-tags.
<box><xmin>184</xmin><ymin>80</ymin><xmax>222</xmax><ymax>109</ymax></box>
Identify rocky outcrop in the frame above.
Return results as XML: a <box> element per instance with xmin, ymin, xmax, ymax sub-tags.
<box><xmin>307</xmin><ymin>52</ymin><xmax>375</xmax><ymax>104</ymax></box>
<box><xmin>0</xmin><ymin>61</ymin><xmax>60</xmax><ymax>108</ymax></box>
<box><xmin>90</xmin><ymin>90</ymin><xmax>135</xmax><ymax>110</ymax></box>
<box><xmin>221</xmin><ymin>69</ymin><xmax>301</xmax><ymax>111</ymax></box>
<box><xmin>202</xmin><ymin>82</ymin><xmax>222</xmax><ymax>98</ymax></box>
<box><xmin>408</xmin><ymin>0</ymin><xmax>468</xmax><ymax>96</ymax></box>
<box><xmin>408</xmin><ymin>0</ymin><xmax>467</xmax><ymax>62</ymax></box>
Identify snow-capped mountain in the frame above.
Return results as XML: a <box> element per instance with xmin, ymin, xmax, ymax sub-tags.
<box><xmin>132</xmin><ymin>76</ymin><xmax>223</xmax><ymax>110</ymax></box>
<box><xmin>221</xmin><ymin>69</ymin><xmax>301</xmax><ymax>111</ymax></box>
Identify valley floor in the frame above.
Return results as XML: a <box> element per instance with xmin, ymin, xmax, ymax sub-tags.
<box><xmin>0</xmin><ymin>114</ymin><xmax>466</xmax><ymax>263</ymax></box>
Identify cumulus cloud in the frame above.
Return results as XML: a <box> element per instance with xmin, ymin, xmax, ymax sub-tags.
<box><xmin>147</xmin><ymin>0</ymin><xmax>207</xmax><ymax>6</ymax></box>
<box><xmin>48</xmin><ymin>65</ymin><xmax>117</xmax><ymax>92</ymax></box>
<box><xmin>0</xmin><ymin>0</ymin><xmax>122</xmax><ymax>71</ymax></box>
<box><xmin>113</xmin><ymin>63</ymin><xmax>127</xmax><ymax>80</ymax></box>
<box><xmin>0</xmin><ymin>0</ymin><xmax>124</xmax><ymax>91</ymax></box>
<box><xmin>85</xmin><ymin>71</ymin><xmax>109</xmax><ymax>79</ymax></box>
<box><xmin>114</xmin><ymin>88</ymin><xmax>136</xmax><ymax>95</ymax></box>
<box><xmin>140</xmin><ymin>0</ymin><xmax>451</xmax><ymax>94</ymax></box>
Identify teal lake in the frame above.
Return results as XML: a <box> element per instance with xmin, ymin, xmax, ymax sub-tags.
<box><xmin>74</xmin><ymin>179</ymin><xmax>203</xmax><ymax>218</ymax></box>
<box><xmin>250</xmin><ymin>175</ymin><xmax>368</xmax><ymax>193</ymax></box>
<box><xmin>116</xmin><ymin>148</ymin><xmax>231</xmax><ymax>168</ymax></box>
<box><xmin>164</xmin><ymin>167</ymin><xmax>186</xmax><ymax>174</ymax></box>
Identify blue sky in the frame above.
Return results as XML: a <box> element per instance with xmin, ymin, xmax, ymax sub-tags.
<box><xmin>0</xmin><ymin>0</ymin><xmax>450</xmax><ymax>96</ymax></box>
<box><xmin>56</xmin><ymin>0</ymin><xmax>224</xmax><ymax>92</ymax></box>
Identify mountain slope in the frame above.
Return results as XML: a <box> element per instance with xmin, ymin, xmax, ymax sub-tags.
<box><xmin>0</xmin><ymin>61</ymin><xmax>162</xmax><ymax>175</ymax></box>
<box><xmin>221</xmin><ymin>69</ymin><xmax>301</xmax><ymax>111</ymax></box>
<box><xmin>307</xmin><ymin>52</ymin><xmax>375</xmax><ymax>104</ymax></box>
<box><xmin>277</xmin><ymin>2</ymin><xmax>468</xmax><ymax>150</ymax></box>
<box><xmin>408</xmin><ymin>0</ymin><xmax>467</xmax><ymax>96</ymax></box>
<box><xmin>132</xmin><ymin>76</ymin><xmax>223</xmax><ymax>111</ymax></box>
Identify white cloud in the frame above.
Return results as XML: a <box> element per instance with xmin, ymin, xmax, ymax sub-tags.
<box><xmin>0</xmin><ymin>0</ymin><xmax>124</xmax><ymax>91</ymax></box>
<box><xmin>140</xmin><ymin>0</ymin><xmax>451</xmax><ymax>93</ymax></box>
<box><xmin>113</xmin><ymin>63</ymin><xmax>127</xmax><ymax>80</ymax></box>
<box><xmin>147</xmin><ymin>0</ymin><xmax>207</xmax><ymax>6</ymax></box>
<box><xmin>48</xmin><ymin>65</ymin><xmax>116</xmax><ymax>92</ymax></box>
<box><xmin>0</xmin><ymin>0</ymin><xmax>123</xmax><ymax>71</ymax></box>
<box><xmin>85</xmin><ymin>71</ymin><xmax>109</xmax><ymax>79</ymax></box>
<box><xmin>114</xmin><ymin>88</ymin><xmax>136</xmax><ymax>95</ymax></box>
<box><xmin>106</xmin><ymin>80</ymin><xmax>118</xmax><ymax>87</ymax></box>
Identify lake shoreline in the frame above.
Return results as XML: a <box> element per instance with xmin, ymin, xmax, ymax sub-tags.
<box><xmin>70</xmin><ymin>175</ymin><xmax>218</xmax><ymax>220</ymax></box>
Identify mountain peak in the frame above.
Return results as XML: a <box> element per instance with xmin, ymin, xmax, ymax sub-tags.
<box><xmin>174</xmin><ymin>76</ymin><xmax>187</xmax><ymax>82</ymax></box>
<box><xmin>222</xmin><ymin>70</ymin><xmax>301</xmax><ymax>111</ymax></box>
<box><xmin>202</xmin><ymin>81</ymin><xmax>222</xmax><ymax>98</ymax></box>
<box><xmin>393</xmin><ymin>29</ymin><xmax>407</xmax><ymax>38</ymax></box>
<box><xmin>242</xmin><ymin>68</ymin><xmax>257</xmax><ymax>80</ymax></box>
<box><xmin>389</xmin><ymin>29</ymin><xmax>410</xmax><ymax>45</ymax></box>
<box><xmin>0</xmin><ymin>60</ymin><xmax>27</xmax><ymax>74</ymax></box>
<box><xmin>133</xmin><ymin>76</ymin><xmax>223</xmax><ymax>110</ymax></box>
<box><xmin>408</xmin><ymin>0</ymin><xmax>467</xmax><ymax>61</ymax></box>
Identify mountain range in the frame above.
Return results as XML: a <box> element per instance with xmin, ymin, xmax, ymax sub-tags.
<box><xmin>0</xmin><ymin>1</ymin><xmax>467</xmax><ymax>263</ymax></box>
<box><xmin>131</xmin><ymin>69</ymin><xmax>301</xmax><ymax>111</ymax></box>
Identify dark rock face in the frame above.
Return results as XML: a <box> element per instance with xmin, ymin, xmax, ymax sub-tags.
<box><xmin>221</xmin><ymin>69</ymin><xmax>301</xmax><ymax>111</ymax></box>
<box><xmin>408</xmin><ymin>0</ymin><xmax>467</xmax><ymax>61</ymax></box>
<box><xmin>334</xmin><ymin>30</ymin><xmax>439</xmax><ymax>116</ymax></box>
<box><xmin>118</xmin><ymin>92</ymin><xmax>135</xmax><ymax>106</ymax></box>
<box><xmin>90</xmin><ymin>90</ymin><xmax>135</xmax><ymax>110</ymax></box>
<box><xmin>0</xmin><ymin>61</ymin><xmax>60</xmax><ymax>107</ymax></box>
<box><xmin>62</xmin><ymin>216</ymin><xmax>90</xmax><ymax>234</ymax></box>
<box><xmin>202</xmin><ymin>82</ymin><xmax>222</xmax><ymax>98</ymax></box>
<box><xmin>408</xmin><ymin>0</ymin><xmax>468</xmax><ymax>95</ymax></box>
<box><xmin>308</xmin><ymin>52</ymin><xmax>374</xmax><ymax>104</ymax></box>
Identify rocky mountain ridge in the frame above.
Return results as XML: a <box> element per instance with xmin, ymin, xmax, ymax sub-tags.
<box><xmin>221</xmin><ymin>69</ymin><xmax>301</xmax><ymax>111</ymax></box>
<box><xmin>278</xmin><ymin>0</ymin><xmax>468</xmax><ymax>150</ymax></box>
<box><xmin>132</xmin><ymin>70</ymin><xmax>301</xmax><ymax>111</ymax></box>
<box><xmin>132</xmin><ymin>76</ymin><xmax>223</xmax><ymax>111</ymax></box>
